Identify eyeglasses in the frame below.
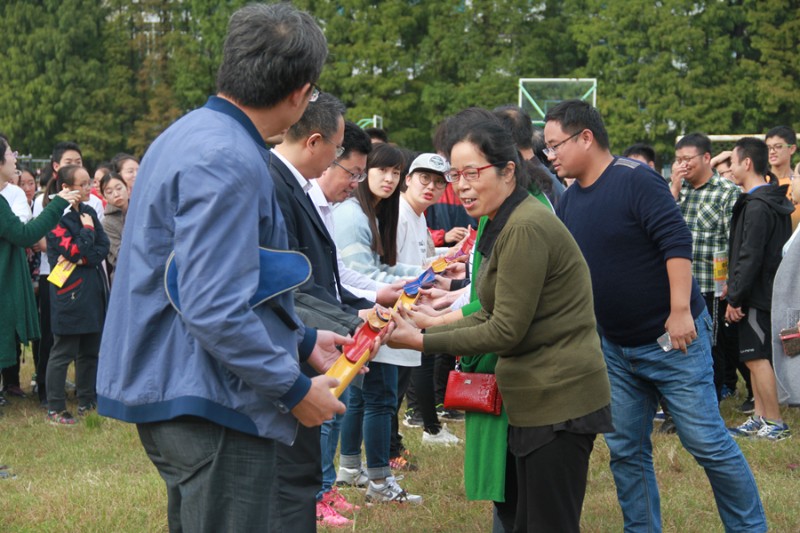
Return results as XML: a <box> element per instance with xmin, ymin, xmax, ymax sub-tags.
<box><xmin>333</xmin><ymin>160</ymin><xmax>367</xmax><ymax>182</ymax></box>
<box><xmin>543</xmin><ymin>131</ymin><xmax>582</xmax><ymax>157</ymax></box>
<box><xmin>446</xmin><ymin>163</ymin><xmax>503</xmax><ymax>183</ymax></box>
<box><xmin>415</xmin><ymin>172</ymin><xmax>448</xmax><ymax>190</ymax></box>
<box><xmin>718</xmin><ymin>168</ymin><xmax>734</xmax><ymax>178</ymax></box>
<box><xmin>320</xmin><ymin>135</ymin><xmax>345</xmax><ymax>158</ymax></box>
<box><xmin>767</xmin><ymin>143</ymin><xmax>793</xmax><ymax>152</ymax></box>
<box><xmin>675</xmin><ymin>154</ymin><xmax>703</xmax><ymax>165</ymax></box>
<box><xmin>5</xmin><ymin>150</ymin><xmax>18</xmax><ymax>159</ymax></box>
<box><xmin>309</xmin><ymin>84</ymin><xmax>321</xmax><ymax>103</ymax></box>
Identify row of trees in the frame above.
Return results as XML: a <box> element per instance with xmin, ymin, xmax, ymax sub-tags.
<box><xmin>1</xmin><ymin>0</ymin><xmax>798</xmax><ymax>164</ymax></box>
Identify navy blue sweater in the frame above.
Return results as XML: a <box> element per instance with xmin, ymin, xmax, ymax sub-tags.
<box><xmin>557</xmin><ymin>157</ymin><xmax>706</xmax><ymax>347</ymax></box>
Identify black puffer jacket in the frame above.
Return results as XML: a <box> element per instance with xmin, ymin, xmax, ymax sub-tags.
<box><xmin>46</xmin><ymin>203</ymin><xmax>110</xmax><ymax>335</ymax></box>
<box><xmin>727</xmin><ymin>183</ymin><xmax>794</xmax><ymax>311</ymax></box>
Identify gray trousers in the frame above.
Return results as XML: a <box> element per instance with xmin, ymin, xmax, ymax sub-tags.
<box><xmin>46</xmin><ymin>332</ymin><xmax>100</xmax><ymax>412</ymax></box>
<box><xmin>137</xmin><ymin>416</ymin><xmax>279</xmax><ymax>533</ymax></box>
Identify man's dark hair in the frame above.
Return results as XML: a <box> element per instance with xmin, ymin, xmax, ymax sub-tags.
<box><xmin>216</xmin><ymin>3</ymin><xmax>327</xmax><ymax>108</ymax></box>
<box><xmin>765</xmin><ymin>125</ymin><xmax>797</xmax><ymax>146</ymax></box>
<box><xmin>492</xmin><ymin>105</ymin><xmax>534</xmax><ymax>151</ymax></box>
<box><xmin>52</xmin><ymin>141</ymin><xmax>82</xmax><ymax>166</ymax></box>
<box><xmin>623</xmin><ymin>143</ymin><xmax>656</xmax><ymax>164</ymax></box>
<box><xmin>675</xmin><ymin>133</ymin><xmax>712</xmax><ymax>155</ymax></box>
<box><xmin>734</xmin><ymin>137</ymin><xmax>770</xmax><ymax>177</ymax></box>
<box><xmin>364</xmin><ymin>127</ymin><xmax>388</xmax><ymax>143</ymax></box>
<box><xmin>341</xmin><ymin>121</ymin><xmax>372</xmax><ymax>160</ymax></box>
<box><xmin>285</xmin><ymin>92</ymin><xmax>345</xmax><ymax>142</ymax></box>
<box><xmin>544</xmin><ymin>99</ymin><xmax>609</xmax><ymax>150</ymax></box>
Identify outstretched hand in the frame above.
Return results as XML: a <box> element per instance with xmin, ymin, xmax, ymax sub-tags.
<box><xmin>307</xmin><ymin>330</ymin><xmax>353</xmax><ymax>374</ymax></box>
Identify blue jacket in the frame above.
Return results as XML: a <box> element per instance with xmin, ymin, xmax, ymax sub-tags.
<box><xmin>97</xmin><ymin>96</ymin><xmax>316</xmax><ymax>445</ymax></box>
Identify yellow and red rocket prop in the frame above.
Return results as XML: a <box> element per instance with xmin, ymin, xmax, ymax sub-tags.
<box><xmin>326</xmin><ymin>227</ymin><xmax>477</xmax><ymax>397</ymax></box>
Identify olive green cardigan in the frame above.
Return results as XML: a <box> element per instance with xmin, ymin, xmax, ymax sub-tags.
<box><xmin>424</xmin><ymin>195</ymin><xmax>609</xmax><ymax>426</ymax></box>
<box><xmin>0</xmin><ymin>195</ymin><xmax>68</xmax><ymax>368</ymax></box>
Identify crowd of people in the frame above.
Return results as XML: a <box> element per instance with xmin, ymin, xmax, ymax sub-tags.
<box><xmin>2</xmin><ymin>3</ymin><xmax>799</xmax><ymax>532</ymax></box>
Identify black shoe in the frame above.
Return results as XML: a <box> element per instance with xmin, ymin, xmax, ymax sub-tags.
<box><xmin>657</xmin><ymin>415</ymin><xmax>677</xmax><ymax>435</ymax></box>
<box><xmin>435</xmin><ymin>405</ymin><xmax>465</xmax><ymax>422</ymax></box>
<box><xmin>739</xmin><ymin>398</ymin><xmax>755</xmax><ymax>415</ymax></box>
<box><xmin>403</xmin><ymin>409</ymin><xmax>423</xmax><ymax>428</ymax></box>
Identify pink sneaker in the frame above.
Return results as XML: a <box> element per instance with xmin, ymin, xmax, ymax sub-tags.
<box><xmin>322</xmin><ymin>487</ymin><xmax>361</xmax><ymax>514</ymax></box>
<box><xmin>316</xmin><ymin>501</ymin><xmax>352</xmax><ymax>528</ymax></box>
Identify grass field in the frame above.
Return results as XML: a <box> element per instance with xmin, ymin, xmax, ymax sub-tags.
<box><xmin>1</xmin><ymin>350</ymin><xmax>798</xmax><ymax>532</ymax></box>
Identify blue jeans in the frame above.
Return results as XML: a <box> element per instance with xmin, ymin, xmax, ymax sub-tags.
<box><xmin>318</xmin><ymin>386</ymin><xmax>349</xmax><ymax>499</ymax></box>
<box><xmin>602</xmin><ymin>309</ymin><xmax>766</xmax><ymax>533</ymax></box>
<box><xmin>339</xmin><ymin>361</ymin><xmax>397</xmax><ymax>480</ymax></box>
<box><xmin>137</xmin><ymin>416</ymin><xmax>278</xmax><ymax>533</ymax></box>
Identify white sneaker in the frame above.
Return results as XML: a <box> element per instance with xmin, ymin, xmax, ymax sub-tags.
<box><xmin>365</xmin><ymin>475</ymin><xmax>423</xmax><ymax>504</ymax></box>
<box><xmin>422</xmin><ymin>424</ymin><xmax>461</xmax><ymax>446</ymax></box>
<box><xmin>335</xmin><ymin>465</ymin><xmax>369</xmax><ymax>487</ymax></box>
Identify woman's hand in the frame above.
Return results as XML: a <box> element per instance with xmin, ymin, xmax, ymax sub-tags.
<box><xmin>417</xmin><ymin>286</ymin><xmax>466</xmax><ymax>310</ymax></box>
<box><xmin>57</xmin><ymin>189</ymin><xmax>82</xmax><ymax>209</ymax></box>
<box><xmin>387</xmin><ymin>307</ymin><xmax>424</xmax><ymax>351</ymax></box>
<box><xmin>79</xmin><ymin>213</ymin><xmax>94</xmax><ymax>228</ymax></box>
<box><xmin>406</xmin><ymin>304</ymin><xmax>446</xmax><ymax>329</ymax></box>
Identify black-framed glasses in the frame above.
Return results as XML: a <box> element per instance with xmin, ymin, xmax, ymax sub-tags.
<box><xmin>320</xmin><ymin>135</ymin><xmax>345</xmax><ymax>158</ymax></box>
<box><xmin>446</xmin><ymin>163</ymin><xmax>505</xmax><ymax>183</ymax></box>
<box><xmin>309</xmin><ymin>84</ymin><xmax>321</xmax><ymax>103</ymax></box>
<box><xmin>415</xmin><ymin>171</ymin><xmax>448</xmax><ymax>190</ymax></box>
<box><xmin>333</xmin><ymin>160</ymin><xmax>367</xmax><ymax>182</ymax></box>
<box><xmin>543</xmin><ymin>131</ymin><xmax>582</xmax><ymax>157</ymax></box>
<box><xmin>675</xmin><ymin>153</ymin><xmax>703</xmax><ymax>165</ymax></box>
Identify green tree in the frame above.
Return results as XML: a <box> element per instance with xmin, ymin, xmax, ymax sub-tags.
<box><xmin>0</xmin><ymin>0</ymin><xmax>113</xmax><ymax>160</ymax></box>
<box><xmin>569</xmin><ymin>0</ymin><xmax>753</xmax><ymax>159</ymax></box>
<box><xmin>740</xmin><ymin>0</ymin><xmax>800</xmax><ymax>131</ymax></box>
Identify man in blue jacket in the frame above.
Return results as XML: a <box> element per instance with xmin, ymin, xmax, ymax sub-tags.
<box><xmin>96</xmin><ymin>4</ymin><xmax>353</xmax><ymax>531</ymax></box>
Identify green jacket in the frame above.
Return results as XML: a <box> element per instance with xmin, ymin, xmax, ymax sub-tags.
<box><xmin>424</xmin><ymin>191</ymin><xmax>610</xmax><ymax>500</ymax></box>
<box><xmin>0</xmin><ymin>195</ymin><xmax>69</xmax><ymax>368</ymax></box>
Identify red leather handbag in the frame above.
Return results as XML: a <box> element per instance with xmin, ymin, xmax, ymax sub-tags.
<box><xmin>444</xmin><ymin>369</ymin><xmax>502</xmax><ymax>416</ymax></box>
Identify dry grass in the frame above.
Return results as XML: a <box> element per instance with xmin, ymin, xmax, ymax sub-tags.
<box><xmin>1</xmin><ymin>349</ymin><xmax>799</xmax><ymax>532</ymax></box>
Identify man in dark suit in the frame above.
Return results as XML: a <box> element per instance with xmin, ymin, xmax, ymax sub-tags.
<box><xmin>271</xmin><ymin>92</ymin><xmax>374</xmax><ymax>530</ymax></box>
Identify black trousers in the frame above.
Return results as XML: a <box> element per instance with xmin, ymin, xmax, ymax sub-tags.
<box><xmin>434</xmin><ymin>353</ymin><xmax>457</xmax><ymax>406</ymax></box>
<box><xmin>512</xmin><ymin>431</ymin><xmax>595</xmax><ymax>533</ymax></box>
<box><xmin>703</xmin><ymin>293</ymin><xmax>751</xmax><ymax>399</ymax></box>
<box><xmin>409</xmin><ymin>353</ymin><xmax>440</xmax><ymax>432</ymax></box>
<box><xmin>1</xmin><ymin>342</ymin><xmax>21</xmax><ymax>389</ymax></box>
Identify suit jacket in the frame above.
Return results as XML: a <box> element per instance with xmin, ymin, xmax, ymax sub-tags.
<box><xmin>270</xmin><ymin>153</ymin><xmax>373</xmax><ymax>320</ymax></box>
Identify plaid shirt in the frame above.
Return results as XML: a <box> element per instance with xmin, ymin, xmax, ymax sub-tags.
<box><xmin>678</xmin><ymin>173</ymin><xmax>740</xmax><ymax>293</ymax></box>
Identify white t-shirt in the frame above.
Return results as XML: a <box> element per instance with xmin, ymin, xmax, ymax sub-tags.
<box><xmin>1</xmin><ymin>183</ymin><xmax>32</xmax><ymax>222</ymax></box>
<box><xmin>397</xmin><ymin>196</ymin><xmax>433</xmax><ymax>267</ymax></box>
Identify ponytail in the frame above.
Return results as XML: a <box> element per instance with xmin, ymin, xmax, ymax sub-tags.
<box><xmin>42</xmin><ymin>164</ymin><xmax>82</xmax><ymax>207</ymax></box>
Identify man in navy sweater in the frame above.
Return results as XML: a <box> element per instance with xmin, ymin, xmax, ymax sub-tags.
<box><xmin>547</xmin><ymin>99</ymin><xmax>766</xmax><ymax>533</ymax></box>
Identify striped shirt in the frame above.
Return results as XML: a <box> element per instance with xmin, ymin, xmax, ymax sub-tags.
<box><xmin>677</xmin><ymin>173</ymin><xmax>740</xmax><ymax>292</ymax></box>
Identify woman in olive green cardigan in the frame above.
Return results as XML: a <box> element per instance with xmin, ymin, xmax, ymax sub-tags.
<box><xmin>0</xmin><ymin>156</ymin><xmax>81</xmax><ymax>373</ymax></box>
<box><xmin>391</xmin><ymin>115</ymin><xmax>611</xmax><ymax>532</ymax></box>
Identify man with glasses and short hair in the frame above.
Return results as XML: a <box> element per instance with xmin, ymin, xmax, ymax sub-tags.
<box><xmin>271</xmin><ymin>97</ymin><xmax>403</xmax><ymax>528</ymax></box>
<box><xmin>546</xmin><ymin>99</ymin><xmax>766</xmax><ymax>533</ymax></box>
<box><xmin>671</xmin><ymin>133</ymin><xmax>741</xmax><ymax>403</ymax></box>
<box><xmin>765</xmin><ymin>125</ymin><xmax>799</xmax><ymax>230</ymax></box>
